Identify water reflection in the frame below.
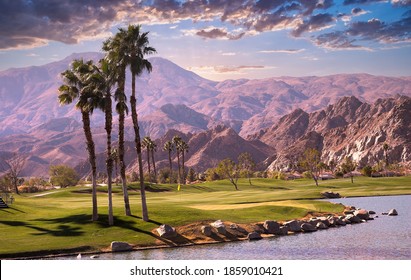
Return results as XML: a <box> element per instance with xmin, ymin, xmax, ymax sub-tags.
<box><xmin>58</xmin><ymin>195</ymin><xmax>411</xmax><ymax>260</ymax></box>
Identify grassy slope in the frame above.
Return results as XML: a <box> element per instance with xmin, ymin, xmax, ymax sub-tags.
<box><xmin>1</xmin><ymin>176</ymin><xmax>410</xmax><ymax>257</ymax></box>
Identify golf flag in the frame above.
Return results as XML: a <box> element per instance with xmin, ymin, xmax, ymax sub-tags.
<box><xmin>177</xmin><ymin>184</ymin><xmax>181</xmax><ymax>191</ymax></box>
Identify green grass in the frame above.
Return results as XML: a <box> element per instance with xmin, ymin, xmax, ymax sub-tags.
<box><xmin>1</xmin><ymin>176</ymin><xmax>410</xmax><ymax>258</ymax></box>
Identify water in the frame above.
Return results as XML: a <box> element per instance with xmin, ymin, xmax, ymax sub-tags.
<box><xmin>61</xmin><ymin>195</ymin><xmax>411</xmax><ymax>260</ymax></box>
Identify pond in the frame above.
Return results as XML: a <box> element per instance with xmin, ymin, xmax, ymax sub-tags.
<box><xmin>58</xmin><ymin>195</ymin><xmax>411</xmax><ymax>260</ymax></box>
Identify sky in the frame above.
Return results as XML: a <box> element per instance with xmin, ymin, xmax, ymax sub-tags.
<box><xmin>0</xmin><ymin>0</ymin><xmax>410</xmax><ymax>81</ymax></box>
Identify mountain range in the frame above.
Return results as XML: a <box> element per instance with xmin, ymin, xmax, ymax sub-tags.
<box><xmin>0</xmin><ymin>52</ymin><xmax>410</xmax><ymax>177</ymax></box>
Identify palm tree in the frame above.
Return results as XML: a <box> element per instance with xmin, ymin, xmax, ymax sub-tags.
<box><xmin>142</xmin><ymin>136</ymin><xmax>152</xmax><ymax>181</ymax></box>
<box><xmin>111</xmin><ymin>147</ymin><xmax>119</xmax><ymax>184</ymax></box>
<box><xmin>150</xmin><ymin>139</ymin><xmax>158</xmax><ymax>183</ymax></box>
<box><xmin>58</xmin><ymin>59</ymin><xmax>101</xmax><ymax>222</ymax></box>
<box><xmin>173</xmin><ymin>136</ymin><xmax>182</xmax><ymax>185</ymax></box>
<box><xmin>87</xmin><ymin>58</ymin><xmax>116</xmax><ymax>225</ymax></box>
<box><xmin>179</xmin><ymin>140</ymin><xmax>189</xmax><ymax>184</ymax></box>
<box><xmin>163</xmin><ymin>141</ymin><xmax>174</xmax><ymax>183</ymax></box>
<box><xmin>103</xmin><ymin>33</ymin><xmax>132</xmax><ymax>216</ymax></box>
<box><xmin>123</xmin><ymin>25</ymin><xmax>156</xmax><ymax>222</ymax></box>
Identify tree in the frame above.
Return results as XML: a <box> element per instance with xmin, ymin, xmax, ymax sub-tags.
<box><xmin>1</xmin><ymin>153</ymin><xmax>26</xmax><ymax>194</ymax></box>
<box><xmin>105</xmin><ymin>25</ymin><xmax>156</xmax><ymax>221</ymax></box>
<box><xmin>300</xmin><ymin>148</ymin><xmax>321</xmax><ymax>186</ymax></box>
<box><xmin>383</xmin><ymin>142</ymin><xmax>390</xmax><ymax>168</ymax></box>
<box><xmin>103</xmin><ymin>30</ymin><xmax>132</xmax><ymax>217</ymax></box>
<box><xmin>187</xmin><ymin>168</ymin><xmax>197</xmax><ymax>183</ymax></box>
<box><xmin>58</xmin><ymin>59</ymin><xmax>101</xmax><ymax>221</ymax></box>
<box><xmin>163</xmin><ymin>141</ymin><xmax>174</xmax><ymax>183</ymax></box>
<box><xmin>178</xmin><ymin>140</ymin><xmax>189</xmax><ymax>184</ymax></box>
<box><xmin>142</xmin><ymin>136</ymin><xmax>152</xmax><ymax>181</ymax></box>
<box><xmin>111</xmin><ymin>147</ymin><xmax>119</xmax><ymax>184</ymax></box>
<box><xmin>125</xmin><ymin>25</ymin><xmax>156</xmax><ymax>221</ymax></box>
<box><xmin>216</xmin><ymin>158</ymin><xmax>240</xmax><ymax>190</ymax></box>
<box><xmin>88</xmin><ymin>58</ymin><xmax>116</xmax><ymax>225</ymax></box>
<box><xmin>142</xmin><ymin>136</ymin><xmax>157</xmax><ymax>183</ymax></box>
<box><xmin>49</xmin><ymin>165</ymin><xmax>79</xmax><ymax>188</ymax></box>
<box><xmin>150</xmin><ymin>140</ymin><xmax>157</xmax><ymax>182</ymax></box>
<box><xmin>173</xmin><ymin>136</ymin><xmax>183</xmax><ymax>185</ymax></box>
<box><xmin>238</xmin><ymin>152</ymin><xmax>256</xmax><ymax>185</ymax></box>
<box><xmin>341</xmin><ymin>156</ymin><xmax>357</xmax><ymax>183</ymax></box>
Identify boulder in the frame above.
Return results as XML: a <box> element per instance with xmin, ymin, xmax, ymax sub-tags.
<box><xmin>344</xmin><ymin>210</ymin><xmax>355</xmax><ymax>215</ymax></box>
<box><xmin>157</xmin><ymin>224</ymin><xmax>177</xmax><ymax>239</ymax></box>
<box><xmin>388</xmin><ymin>209</ymin><xmax>398</xmax><ymax>216</ymax></box>
<box><xmin>321</xmin><ymin>191</ymin><xmax>341</xmax><ymax>199</ymax></box>
<box><xmin>276</xmin><ymin>226</ymin><xmax>289</xmax><ymax>236</ymax></box>
<box><xmin>354</xmin><ymin>209</ymin><xmax>370</xmax><ymax>220</ymax></box>
<box><xmin>301</xmin><ymin>223</ymin><xmax>317</xmax><ymax>232</ymax></box>
<box><xmin>316</xmin><ymin>222</ymin><xmax>328</xmax><ymax>230</ymax></box>
<box><xmin>327</xmin><ymin>216</ymin><xmax>337</xmax><ymax>227</ymax></box>
<box><xmin>263</xmin><ymin>220</ymin><xmax>281</xmax><ymax>234</ymax></box>
<box><xmin>211</xmin><ymin>220</ymin><xmax>226</xmax><ymax>234</ymax></box>
<box><xmin>247</xmin><ymin>231</ymin><xmax>262</xmax><ymax>240</ymax></box>
<box><xmin>318</xmin><ymin>217</ymin><xmax>330</xmax><ymax>227</ymax></box>
<box><xmin>346</xmin><ymin>214</ymin><xmax>362</xmax><ymax>223</ymax></box>
<box><xmin>201</xmin><ymin>225</ymin><xmax>212</xmax><ymax>237</ymax></box>
<box><xmin>308</xmin><ymin>218</ymin><xmax>320</xmax><ymax>226</ymax></box>
<box><xmin>283</xmin><ymin>220</ymin><xmax>302</xmax><ymax>232</ymax></box>
<box><xmin>369</xmin><ymin>210</ymin><xmax>376</xmax><ymax>215</ymax></box>
<box><xmin>111</xmin><ymin>241</ymin><xmax>133</xmax><ymax>252</ymax></box>
<box><xmin>335</xmin><ymin>217</ymin><xmax>346</xmax><ymax>226</ymax></box>
<box><xmin>229</xmin><ymin>223</ymin><xmax>238</xmax><ymax>229</ymax></box>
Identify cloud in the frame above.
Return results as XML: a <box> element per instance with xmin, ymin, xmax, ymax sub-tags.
<box><xmin>259</xmin><ymin>49</ymin><xmax>305</xmax><ymax>54</ymax></box>
<box><xmin>291</xmin><ymin>13</ymin><xmax>335</xmax><ymax>37</ymax></box>
<box><xmin>214</xmin><ymin>65</ymin><xmax>265</xmax><ymax>73</ymax></box>
<box><xmin>0</xmin><ymin>0</ymin><xmax>409</xmax><ymax>51</ymax></box>
<box><xmin>194</xmin><ymin>27</ymin><xmax>246</xmax><ymax>40</ymax></box>
<box><xmin>343</xmin><ymin>0</ymin><xmax>387</xmax><ymax>5</ymax></box>
<box><xmin>221</xmin><ymin>52</ymin><xmax>237</xmax><ymax>56</ymax></box>
<box><xmin>189</xmin><ymin>65</ymin><xmax>268</xmax><ymax>74</ymax></box>
<box><xmin>391</xmin><ymin>0</ymin><xmax>411</xmax><ymax>6</ymax></box>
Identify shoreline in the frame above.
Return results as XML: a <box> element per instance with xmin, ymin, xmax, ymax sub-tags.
<box><xmin>2</xmin><ymin>193</ymin><xmax>407</xmax><ymax>260</ymax></box>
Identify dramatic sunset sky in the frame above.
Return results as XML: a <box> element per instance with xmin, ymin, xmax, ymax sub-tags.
<box><xmin>1</xmin><ymin>0</ymin><xmax>410</xmax><ymax>80</ymax></box>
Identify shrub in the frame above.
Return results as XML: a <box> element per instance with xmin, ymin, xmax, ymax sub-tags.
<box><xmin>361</xmin><ymin>165</ymin><xmax>373</xmax><ymax>177</ymax></box>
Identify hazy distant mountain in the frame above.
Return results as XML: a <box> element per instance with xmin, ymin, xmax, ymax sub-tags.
<box><xmin>1</xmin><ymin>52</ymin><xmax>411</xmax><ymax>177</ymax></box>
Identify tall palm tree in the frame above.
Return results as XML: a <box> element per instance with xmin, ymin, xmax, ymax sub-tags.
<box><xmin>179</xmin><ymin>140</ymin><xmax>189</xmax><ymax>184</ymax></box>
<box><xmin>172</xmin><ymin>136</ymin><xmax>182</xmax><ymax>185</ymax></box>
<box><xmin>87</xmin><ymin>58</ymin><xmax>116</xmax><ymax>225</ymax></box>
<box><xmin>103</xmin><ymin>33</ymin><xmax>132</xmax><ymax>216</ymax></box>
<box><xmin>163</xmin><ymin>141</ymin><xmax>174</xmax><ymax>183</ymax></box>
<box><xmin>142</xmin><ymin>136</ymin><xmax>152</xmax><ymax>180</ymax></box>
<box><xmin>150</xmin><ymin>139</ymin><xmax>158</xmax><ymax>183</ymax></box>
<box><xmin>58</xmin><ymin>59</ymin><xmax>101</xmax><ymax>222</ymax></box>
<box><xmin>123</xmin><ymin>25</ymin><xmax>156</xmax><ymax>222</ymax></box>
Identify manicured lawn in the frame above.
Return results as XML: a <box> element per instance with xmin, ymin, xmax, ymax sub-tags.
<box><xmin>1</xmin><ymin>176</ymin><xmax>410</xmax><ymax>258</ymax></box>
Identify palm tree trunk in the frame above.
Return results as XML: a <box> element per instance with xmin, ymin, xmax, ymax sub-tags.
<box><xmin>176</xmin><ymin>151</ymin><xmax>181</xmax><ymax>185</ymax></box>
<box><xmin>81</xmin><ymin>111</ymin><xmax>98</xmax><ymax>221</ymax></box>
<box><xmin>151</xmin><ymin>149</ymin><xmax>157</xmax><ymax>183</ymax></box>
<box><xmin>105</xmin><ymin>95</ymin><xmax>114</xmax><ymax>226</ymax></box>
<box><xmin>146</xmin><ymin>148</ymin><xmax>151</xmax><ymax>181</ymax></box>
<box><xmin>182</xmin><ymin>151</ymin><xmax>185</xmax><ymax>184</ymax></box>
<box><xmin>119</xmin><ymin>107</ymin><xmax>131</xmax><ymax>216</ymax></box>
<box><xmin>168</xmin><ymin>151</ymin><xmax>172</xmax><ymax>183</ymax></box>
<box><xmin>131</xmin><ymin>74</ymin><xmax>148</xmax><ymax>221</ymax></box>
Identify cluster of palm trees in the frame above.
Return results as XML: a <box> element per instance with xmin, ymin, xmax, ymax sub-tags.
<box><xmin>141</xmin><ymin>135</ymin><xmax>189</xmax><ymax>185</ymax></box>
<box><xmin>58</xmin><ymin>25</ymin><xmax>155</xmax><ymax>225</ymax></box>
<box><xmin>142</xmin><ymin>136</ymin><xmax>157</xmax><ymax>182</ymax></box>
